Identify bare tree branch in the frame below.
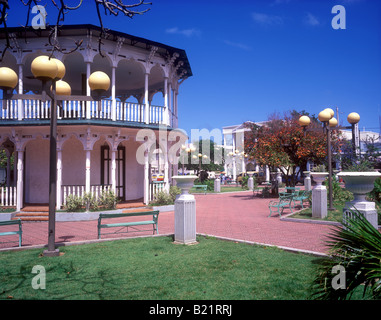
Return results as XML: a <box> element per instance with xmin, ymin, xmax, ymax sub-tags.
<box><xmin>0</xmin><ymin>0</ymin><xmax>151</xmax><ymax>61</ymax></box>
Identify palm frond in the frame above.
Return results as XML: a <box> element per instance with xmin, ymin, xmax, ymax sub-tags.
<box><xmin>311</xmin><ymin>210</ymin><xmax>381</xmax><ymax>300</ymax></box>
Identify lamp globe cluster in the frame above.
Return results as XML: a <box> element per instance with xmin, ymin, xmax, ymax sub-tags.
<box><xmin>0</xmin><ymin>55</ymin><xmax>110</xmax><ymax>97</ymax></box>
<box><xmin>299</xmin><ymin>108</ymin><xmax>359</xmax><ymax>129</ymax></box>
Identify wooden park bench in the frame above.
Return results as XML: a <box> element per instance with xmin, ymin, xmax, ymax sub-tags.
<box><xmin>0</xmin><ymin>219</ymin><xmax>22</xmax><ymax>247</ymax></box>
<box><xmin>268</xmin><ymin>193</ymin><xmax>294</xmax><ymax>217</ymax></box>
<box><xmin>191</xmin><ymin>185</ymin><xmax>207</xmax><ymax>194</ymax></box>
<box><xmin>98</xmin><ymin>210</ymin><xmax>159</xmax><ymax>239</ymax></box>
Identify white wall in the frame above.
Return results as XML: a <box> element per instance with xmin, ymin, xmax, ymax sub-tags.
<box><xmin>62</xmin><ymin>136</ymin><xmax>86</xmax><ymax>186</ymax></box>
<box><xmin>25</xmin><ymin>138</ymin><xmax>49</xmax><ymax>204</ymax></box>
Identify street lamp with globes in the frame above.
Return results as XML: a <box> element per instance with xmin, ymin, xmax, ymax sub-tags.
<box><xmin>0</xmin><ymin>56</ymin><xmax>110</xmax><ymax>256</ymax></box>
<box><xmin>299</xmin><ymin>108</ymin><xmax>360</xmax><ymax>211</ymax></box>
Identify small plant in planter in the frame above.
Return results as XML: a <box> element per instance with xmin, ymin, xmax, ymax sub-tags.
<box><xmin>312</xmin><ymin>164</ymin><xmax>327</xmax><ymax>172</ymax></box>
<box><xmin>311</xmin><ymin>164</ymin><xmax>328</xmax><ymax>186</ymax></box>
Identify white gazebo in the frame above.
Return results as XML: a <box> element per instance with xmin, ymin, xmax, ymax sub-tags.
<box><xmin>0</xmin><ymin>24</ymin><xmax>192</xmax><ymax>212</ymax></box>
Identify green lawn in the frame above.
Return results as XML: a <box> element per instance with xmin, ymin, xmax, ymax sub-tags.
<box><xmin>291</xmin><ymin>201</ymin><xmax>381</xmax><ymax>225</ymax></box>
<box><xmin>290</xmin><ymin>201</ymin><xmax>345</xmax><ymax>222</ymax></box>
<box><xmin>1</xmin><ymin>236</ymin><xmax>324</xmax><ymax>300</ymax></box>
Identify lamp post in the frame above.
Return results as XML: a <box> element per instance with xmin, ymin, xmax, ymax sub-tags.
<box><xmin>0</xmin><ymin>57</ymin><xmax>110</xmax><ymax>256</ymax></box>
<box><xmin>180</xmin><ymin>143</ymin><xmax>195</xmax><ymax>175</ymax></box>
<box><xmin>299</xmin><ymin>108</ymin><xmax>360</xmax><ymax>212</ymax></box>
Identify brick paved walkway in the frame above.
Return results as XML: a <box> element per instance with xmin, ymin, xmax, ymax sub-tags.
<box><xmin>0</xmin><ymin>191</ymin><xmax>333</xmax><ymax>254</ymax></box>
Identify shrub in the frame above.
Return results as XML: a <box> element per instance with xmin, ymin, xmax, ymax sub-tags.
<box><xmin>64</xmin><ymin>194</ymin><xmax>84</xmax><ymax>212</ymax></box>
<box><xmin>150</xmin><ymin>186</ymin><xmax>182</xmax><ymax>206</ymax></box>
<box><xmin>97</xmin><ymin>189</ymin><xmax>118</xmax><ymax>210</ymax></box>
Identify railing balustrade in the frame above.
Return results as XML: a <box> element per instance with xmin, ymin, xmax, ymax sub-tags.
<box><xmin>0</xmin><ymin>98</ymin><xmax>169</xmax><ymax>125</ymax></box>
<box><xmin>0</xmin><ymin>186</ymin><xmax>17</xmax><ymax>207</ymax></box>
<box><xmin>62</xmin><ymin>184</ymin><xmax>112</xmax><ymax>206</ymax></box>
<box><xmin>149</xmin><ymin>181</ymin><xmax>166</xmax><ymax>202</ymax></box>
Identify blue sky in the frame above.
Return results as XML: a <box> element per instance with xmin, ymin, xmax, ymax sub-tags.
<box><xmin>6</xmin><ymin>0</ymin><xmax>381</xmax><ymax>138</ymax></box>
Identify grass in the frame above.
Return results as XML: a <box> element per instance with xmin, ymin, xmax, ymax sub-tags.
<box><xmin>291</xmin><ymin>201</ymin><xmax>381</xmax><ymax>225</ymax></box>
<box><xmin>0</xmin><ymin>236</ymin><xmax>325</xmax><ymax>300</ymax></box>
<box><xmin>290</xmin><ymin>201</ymin><xmax>345</xmax><ymax>222</ymax></box>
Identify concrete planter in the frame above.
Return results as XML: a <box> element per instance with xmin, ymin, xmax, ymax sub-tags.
<box><xmin>0</xmin><ymin>212</ymin><xmax>17</xmax><ymax>222</ymax></box>
<box><xmin>172</xmin><ymin>175</ymin><xmax>198</xmax><ymax>245</ymax></box>
<box><xmin>310</xmin><ymin>172</ymin><xmax>328</xmax><ymax>219</ymax></box>
<box><xmin>337</xmin><ymin>172</ymin><xmax>381</xmax><ymax>201</ymax></box>
<box><xmin>56</xmin><ymin>211</ymin><xmax>100</xmax><ymax>222</ymax></box>
<box><xmin>337</xmin><ymin>171</ymin><xmax>381</xmax><ymax>229</ymax></box>
<box><xmin>310</xmin><ymin>172</ymin><xmax>328</xmax><ymax>186</ymax></box>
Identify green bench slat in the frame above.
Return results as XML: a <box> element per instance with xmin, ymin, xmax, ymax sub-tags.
<box><xmin>100</xmin><ymin>220</ymin><xmax>155</xmax><ymax>228</ymax></box>
<box><xmin>0</xmin><ymin>219</ymin><xmax>22</xmax><ymax>247</ymax></box>
<box><xmin>98</xmin><ymin>210</ymin><xmax>159</xmax><ymax>239</ymax></box>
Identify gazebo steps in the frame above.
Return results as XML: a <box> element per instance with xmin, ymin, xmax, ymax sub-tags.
<box><xmin>13</xmin><ymin>212</ymin><xmax>49</xmax><ymax>222</ymax></box>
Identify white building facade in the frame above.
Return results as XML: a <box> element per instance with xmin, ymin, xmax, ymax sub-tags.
<box><xmin>0</xmin><ymin>24</ymin><xmax>192</xmax><ymax>210</ymax></box>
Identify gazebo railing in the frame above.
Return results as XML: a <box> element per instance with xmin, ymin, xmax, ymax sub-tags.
<box><xmin>0</xmin><ymin>186</ymin><xmax>17</xmax><ymax>207</ymax></box>
<box><xmin>0</xmin><ymin>99</ymin><xmax>167</xmax><ymax>125</ymax></box>
<box><xmin>61</xmin><ymin>184</ymin><xmax>112</xmax><ymax>206</ymax></box>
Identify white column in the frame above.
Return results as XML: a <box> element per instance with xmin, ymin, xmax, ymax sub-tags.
<box><xmin>145</xmin><ymin>72</ymin><xmax>149</xmax><ymax>124</ymax></box>
<box><xmin>144</xmin><ymin>150</ymin><xmax>150</xmax><ymax>205</ymax></box>
<box><xmin>164</xmin><ymin>144</ymin><xmax>170</xmax><ymax>192</ymax></box>
<box><xmin>85</xmin><ymin>150</ymin><xmax>91</xmax><ymax>193</ymax></box>
<box><xmin>56</xmin><ymin>148</ymin><xmax>62</xmax><ymax>209</ymax></box>
<box><xmin>232</xmin><ymin>157</ymin><xmax>236</xmax><ymax>181</ymax></box>
<box><xmin>265</xmin><ymin>165</ymin><xmax>270</xmax><ymax>182</ymax></box>
<box><xmin>174</xmin><ymin>90</ymin><xmax>178</xmax><ymax>128</ymax></box>
<box><xmin>16</xmin><ymin>150</ymin><xmax>24</xmax><ymax>212</ymax></box>
<box><xmin>86</xmin><ymin>62</ymin><xmax>91</xmax><ymax>120</ymax></box>
<box><xmin>164</xmin><ymin>77</ymin><xmax>169</xmax><ymax>126</ymax></box>
<box><xmin>111</xmin><ymin>66</ymin><xmax>116</xmax><ymax>121</ymax></box>
<box><xmin>168</xmin><ymin>82</ymin><xmax>172</xmax><ymax>127</ymax></box>
<box><xmin>17</xmin><ymin>64</ymin><xmax>24</xmax><ymax>120</ymax></box>
<box><xmin>111</xmin><ymin>148</ymin><xmax>116</xmax><ymax>194</ymax></box>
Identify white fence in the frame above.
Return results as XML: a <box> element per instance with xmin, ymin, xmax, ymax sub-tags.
<box><xmin>149</xmin><ymin>181</ymin><xmax>167</xmax><ymax>202</ymax></box>
<box><xmin>0</xmin><ymin>187</ymin><xmax>17</xmax><ymax>207</ymax></box>
<box><xmin>62</xmin><ymin>185</ymin><xmax>112</xmax><ymax>206</ymax></box>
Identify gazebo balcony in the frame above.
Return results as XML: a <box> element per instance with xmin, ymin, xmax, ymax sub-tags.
<box><xmin>0</xmin><ymin>98</ymin><xmax>172</xmax><ymax>126</ymax></box>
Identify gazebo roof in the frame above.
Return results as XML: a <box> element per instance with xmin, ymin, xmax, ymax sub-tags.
<box><xmin>1</xmin><ymin>24</ymin><xmax>192</xmax><ymax>79</ymax></box>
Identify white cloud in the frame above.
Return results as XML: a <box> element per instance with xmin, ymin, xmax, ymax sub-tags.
<box><xmin>165</xmin><ymin>27</ymin><xmax>201</xmax><ymax>37</ymax></box>
<box><xmin>251</xmin><ymin>12</ymin><xmax>283</xmax><ymax>26</ymax></box>
<box><xmin>304</xmin><ymin>13</ymin><xmax>320</xmax><ymax>26</ymax></box>
<box><xmin>223</xmin><ymin>40</ymin><xmax>251</xmax><ymax>51</ymax></box>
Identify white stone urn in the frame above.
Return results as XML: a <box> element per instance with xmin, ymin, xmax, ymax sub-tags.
<box><xmin>337</xmin><ymin>172</ymin><xmax>381</xmax><ymax>202</ymax></box>
<box><xmin>172</xmin><ymin>175</ymin><xmax>197</xmax><ymax>197</ymax></box>
<box><xmin>172</xmin><ymin>175</ymin><xmax>198</xmax><ymax>244</ymax></box>
<box><xmin>337</xmin><ymin>171</ymin><xmax>381</xmax><ymax>229</ymax></box>
<box><xmin>310</xmin><ymin>172</ymin><xmax>328</xmax><ymax>218</ymax></box>
<box><xmin>310</xmin><ymin>172</ymin><xmax>328</xmax><ymax>188</ymax></box>
<box><xmin>247</xmin><ymin>171</ymin><xmax>255</xmax><ymax>190</ymax></box>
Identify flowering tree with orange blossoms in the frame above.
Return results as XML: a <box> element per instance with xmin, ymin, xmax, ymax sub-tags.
<box><xmin>244</xmin><ymin>112</ymin><xmax>342</xmax><ymax>187</ymax></box>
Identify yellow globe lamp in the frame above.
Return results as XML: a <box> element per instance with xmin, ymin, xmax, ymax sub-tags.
<box><xmin>329</xmin><ymin>117</ymin><xmax>338</xmax><ymax>128</ymax></box>
<box><xmin>298</xmin><ymin>115</ymin><xmax>311</xmax><ymax>127</ymax></box>
<box><xmin>54</xmin><ymin>80</ymin><xmax>71</xmax><ymax>96</ymax></box>
<box><xmin>0</xmin><ymin>67</ymin><xmax>18</xmax><ymax>90</ymax></box>
<box><xmin>318</xmin><ymin>109</ymin><xmax>332</xmax><ymax>123</ymax></box>
<box><xmin>88</xmin><ymin>71</ymin><xmax>110</xmax><ymax>91</ymax></box>
<box><xmin>51</xmin><ymin>58</ymin><xmax>66</xmax><ymax>80</ymax></box>
<box><xmin>324</xmin><ymin>108</ymin><xmax>335</xmax><ymax>119</ymax></box>
<box><xmin>31</xmin><ymin>55</ymin><xmax>58</xmax><ymax>81</ymax></box>
<box><xmin>347</xmin><ymin>112</ymin><xmax>360</xmax><ymax>125</ymax></box>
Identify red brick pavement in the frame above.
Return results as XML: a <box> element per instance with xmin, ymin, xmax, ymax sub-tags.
<box><xmin>0</xmin><ymin>191</ymin><xmax>334</xmax><ymax>254</ymax></box>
